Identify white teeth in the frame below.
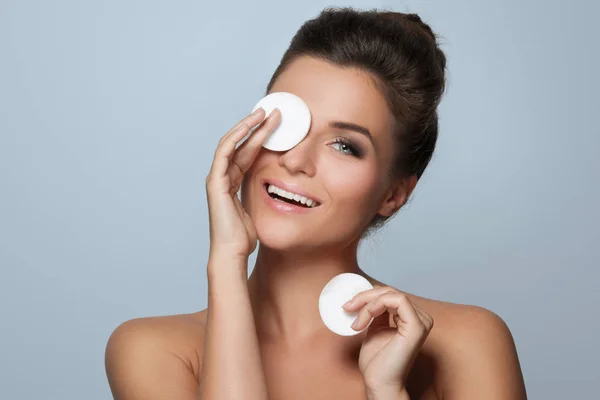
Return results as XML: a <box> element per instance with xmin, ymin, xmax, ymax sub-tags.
<box><xmin>267</xmin><ymin>184</ymin><xmax>320</xmax><ymax>208</ymax></box>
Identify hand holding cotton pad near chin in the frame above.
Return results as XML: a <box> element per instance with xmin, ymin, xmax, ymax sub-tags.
<box><xmin>319</xmin><ymin>273</ymin><xmax>375</xmax><ymax>336</ymax></box>
<box><xmin>251</xmin><ymin>92</ymin><xmax>312</xmax><ymax>151</ymax></box>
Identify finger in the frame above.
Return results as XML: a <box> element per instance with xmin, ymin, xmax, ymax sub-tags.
<box><xmin>208</xmin><ymin>110</ymin><xmax>268</xmax><ymax>180</ymax></box>
<box><xmin>207</xmin><ymin>123</ymin><xmax>248</xmax><ymax>184</ymax></box>
<box><xmin>389</xmin><ymin>301</ymin><xmax>434</xmax><ymax>336</ymax></box>
<box><xmin>411</xmin><ymin>302</ymin><xmax>434</xmax><ymax>331</ymax></box>
<box><xmin>401</xmin><ymin>295</ymin><xmax>433</xmax><ymax>331</ymax></box>
<box><xmin>217</xmin><ymin>109</ymin><xmax>280</xmax><ymax>193</ymax></box>
<box><xmin>351</xmin><ymin>291</ymin><xmax>404</xmax><ymax>331</ymax></box>
<box><xmin>352</xmin><ymin>292</ymin><xmax>421</xmax><ymax>332</ymax></box>
<box><xmin>342</xmin><ymin>285</ymin><xmax>397</xmax><ymax>311</ymax></box>
<box><xmin>233</xmin><ymin>108</ymin><xmax>279</xmax><ymax>149</ymax></box>
<box><xmin>233</xmin><ymin>108</ymin><xmax>281</xmax><ymax>171</ymax></box>
<box><xmin>218</xmin><ymin>108</ymin><xmax>266</xmax><ymax>147</ymax></box>
<box><xmin>208</xmin><ymin>108</ymin><xmax>265</xmax><ymax>180</ymax></box>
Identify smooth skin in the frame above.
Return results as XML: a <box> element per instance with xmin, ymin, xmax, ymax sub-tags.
<box><xmin>105</xmin><ymin>55</ymin><xmax>527</xmax><ymax>400</ymax></box>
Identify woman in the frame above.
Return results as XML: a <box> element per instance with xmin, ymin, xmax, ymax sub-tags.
<box><xmin>105</xmin><ymin>7</ymin><xmax>527</xmax><ymax>399</ymax></box>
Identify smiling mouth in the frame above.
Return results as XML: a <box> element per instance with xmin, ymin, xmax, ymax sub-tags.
<box><xmin>263</xmin><ymin>183</ymin><xmax>320</xmax><ymax>208</ymax></box>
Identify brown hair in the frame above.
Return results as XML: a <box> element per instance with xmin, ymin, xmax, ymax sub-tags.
<box><xmin>265</xmin><ymin>7</ymin><xmax>448</xmax><ymax>236</ymax></box>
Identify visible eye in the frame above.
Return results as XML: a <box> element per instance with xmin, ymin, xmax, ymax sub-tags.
<box><xmin>329</xmin><ymin>137</ymin><xmax>361</xmax><ymax>157</ymax></box>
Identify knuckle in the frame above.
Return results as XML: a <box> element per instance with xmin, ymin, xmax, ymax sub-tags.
<box><xmin>427</xmin><ymin>313</ymin><xmax>434</xmax><ymax>325</ymax></box>
<box><xmin>214</xmin><ymin>143</ymin><xmax>226</xmax><ymax>154</ymax></box>
<box><xmin>427</xmin><ymin>317</ymin><xmax>435</xmax><ymax>330</ymax></box>
<box><xmin>367</xmin><ymin>299</ymin><xmax>379</xmax><ymax>310</ymax></box>
<box><xmin>205</xmin><ymin>177</ymin><xmax>219</xmax><ymax>190</ymax></box>
<box><xmin>237</xmin><ymin>123</ymin><xmax>249</xmax><ymax>134</ymax></box>
<box><xmin>380</xmin><ymin>291</ymin><xmax>396</xmax><ymax>301</ymax></box>
<box><xmin>397</xmin><ymin>293</ymin><xmax>409</xmax><ymax>302</ymax></box>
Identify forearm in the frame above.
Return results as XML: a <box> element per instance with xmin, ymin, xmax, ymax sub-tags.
<box><xmin>198</xmin><ymin>256</ymin><xmax>269</xmax><ymax>400</ymax></box>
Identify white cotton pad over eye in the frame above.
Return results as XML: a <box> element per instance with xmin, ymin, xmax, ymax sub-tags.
<box><xmin>251</xmin><ymin>92</ymin><xmax>311</xmax><ymax>151</ymax></box>
<box><xmin>318</xmin><ymin>273</ymin><xmax>374</xmax><ymax>336</ymax></box>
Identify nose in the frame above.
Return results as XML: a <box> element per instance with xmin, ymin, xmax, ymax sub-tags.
<box><xmin>277</xmin><ymin>133</ymin><xmax>316</xmax><ymax>177</ymax></box>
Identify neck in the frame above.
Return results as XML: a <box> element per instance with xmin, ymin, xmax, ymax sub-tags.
<box><xmin>247</xmin><ymin>239</ymin><xmax>372</xmax><ymax>346</ymax></box>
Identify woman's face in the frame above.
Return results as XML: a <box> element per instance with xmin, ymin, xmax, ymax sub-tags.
<box><xmin>241</xmin><ymin>55</ymin><xmax>404</xmax><ymax>251</ymax></box>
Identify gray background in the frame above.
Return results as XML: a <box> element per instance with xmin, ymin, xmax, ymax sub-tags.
<box><xmin>1</xmin><ymin>0</ymin><xmax>598</xmax><ymax>398</ymax></box>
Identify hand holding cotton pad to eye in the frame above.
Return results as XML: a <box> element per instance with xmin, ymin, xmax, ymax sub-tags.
<box><xmin>251</xmin><ymin>92</ymin><xmax>312</xmax><ymax>151</ymax></box>
<box><xmin>319</xmin><ymin>273</ymin><xmax>375</xmax><ymax>336</ymax></box>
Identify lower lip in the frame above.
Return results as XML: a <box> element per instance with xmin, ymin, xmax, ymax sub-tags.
<box><xmin>261</xmin><ymin>184</ymin><xmax>318</xmax><ymax>214</ymax></box>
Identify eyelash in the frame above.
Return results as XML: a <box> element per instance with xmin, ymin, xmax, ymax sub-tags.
<box><xmin>330</xmin><ymin>137</ymin><xmax>361</xmax><ymax>157</ymax></box>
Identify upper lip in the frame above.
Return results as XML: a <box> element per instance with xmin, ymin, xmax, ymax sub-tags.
<box><xmin>262</xmin><ymin>178</ymin><xmax>322</xmax><ymax>204</ymax></box>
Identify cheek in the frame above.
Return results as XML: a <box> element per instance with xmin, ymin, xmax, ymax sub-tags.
<box><xmin>241</xmin><ymin>150</ymin><xmax>273</xmax><ymax>204</ymax></box>
<box><xmin>247</xmin><ymin>147</ymin><xmax>270</xmax><ymax>172</ymax></box>
<box><xmin>243</xmin><ymin>149</ymin><xmax>270</xmax><ymax>184</ymax></box>
<box><xmin>324</xmin><ymin>165</ymin><xmax>381</xmax><ymax>208</ymax></box>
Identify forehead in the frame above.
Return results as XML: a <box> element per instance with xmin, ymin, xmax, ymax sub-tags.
<box><xmin>269</xmin><ymin>56</ymin><xmax>394</xmax><ymax>142</ymax></box>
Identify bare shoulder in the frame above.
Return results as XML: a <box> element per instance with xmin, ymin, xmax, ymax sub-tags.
<box><xmin>105</xmin><ymin>311</ymin><xmax>208</xmax><ymax>399</ymax></box>
<box><xmin>426</xmin><ymin>298</ymin><xmax>525</xmax><ymax>398</ymax></box>
<box><xmin>406</xmin><ymin>290</ymin><xmax>518</xmax><ymax>355</ymax></box>
<box><xmin>368</xmin><ymin>278</ymin><xmax>516</xmax><ymax>345</ymax></box>
<box><xmin>375</xmin><ymin>280</ymin><xmax>526</xmax><ymax>399</ymax></box>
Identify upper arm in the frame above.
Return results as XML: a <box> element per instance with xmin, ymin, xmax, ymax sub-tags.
<box><xmin>441</xmin><ymin>306</ymin><xmax>527</xmax><ymax>400</ymax></box>
<box><xmin>105</xmin><ymin>318</ymin><xmax>200</xmax><ymax>400</ymax></box>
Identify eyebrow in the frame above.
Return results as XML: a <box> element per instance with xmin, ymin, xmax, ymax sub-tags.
<box><xmin>328</xmin><ymin>121</ymin><xmax>374</xmax><ymax>145</ymax></box>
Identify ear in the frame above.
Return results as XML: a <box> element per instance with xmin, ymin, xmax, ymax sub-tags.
<box><xmin>376</xmin><ymin>175</ymin><xmax>417</xmax><ymax>217</ymax></box>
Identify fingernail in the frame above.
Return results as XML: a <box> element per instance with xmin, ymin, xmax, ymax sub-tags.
<box><xmin>252</xmin><ymin>107</ymin><xmax>263</xmax><ymax>115</ymax></box>
<box><xmin>342</xmin><ymin>299</ymin><xmax>353</xmax><ymax>309</ymax></box>
<box><xmin>351</xmin><ymin>318</ymin><xmax>359</xmax><ymax>330</ymax></box>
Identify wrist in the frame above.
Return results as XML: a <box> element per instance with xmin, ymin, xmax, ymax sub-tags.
<box><xmin>207</xmin><ymin>254</ymin><xmax>248</xmax><ymax>280</ymax></box>
<box><xmin>208</xmin><ymin>247</ymin><xmax>248</xmax><ymax>264</ymax></box>
<box><xmin>365</xmin><ymin>385</ymin><xmax>409</xmax><ymax>400</ymax></box>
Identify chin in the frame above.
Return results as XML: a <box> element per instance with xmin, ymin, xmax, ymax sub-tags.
<box><xmin>253</xmin><ymin>216</ymin><xmax>312</xmax><ymax>251</ymax></box>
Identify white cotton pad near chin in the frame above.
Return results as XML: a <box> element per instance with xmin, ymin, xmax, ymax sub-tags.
<box><xmin>318</xmin><ymin>273</ymin><xmax>374</xmax><ymax>336</ymax></box>
<box><xmin>251</xmin><ymin>92</ymin><xmax>312</xmax><ymax>151</ymax></box>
